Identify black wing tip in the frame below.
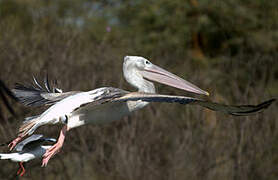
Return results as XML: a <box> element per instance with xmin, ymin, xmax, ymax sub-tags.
<box><xmin>258</xmin><ymin>98</ymin><xmax>276</xmax><ymax>108</ymax></box>
<box><xmin>12</xmin><ymin>75</ymin><xmax>62</xmax><ymax>107</ymax></box>
<box><xmin>230</xmin><ymin>98</ymin><xmax>276</xmax><ymax>116</ymax></box>
<box><xmin>257</xmin><ymin>98</ymin><xmax>276</xmax><ymax>109</ymax></box>
<box><xmin>13</xmin><ymin>74</ymin><xmax>60</xmax><ymax>93</ymax></box>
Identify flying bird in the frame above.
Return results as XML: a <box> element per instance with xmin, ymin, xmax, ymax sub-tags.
<box><xmin>0</xmin><ymin>134</ymin><xmax>56</xmax><ymax>176</ymax></box>
<box><xmin>8</xmin><ymin>56</ymin><xmax>275</xmax><ymax>167</ymax></box>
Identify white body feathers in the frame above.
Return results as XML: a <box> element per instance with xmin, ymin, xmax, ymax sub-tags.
<box><xmin>0</xmin><ymin>146</ymin><xmax>51</xmax><ymax>162</ymax></box>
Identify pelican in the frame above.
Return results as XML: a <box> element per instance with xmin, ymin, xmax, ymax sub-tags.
<box><xmin>8</xmin><ymin>56</ymin><xmax>275</xmax><ymax>167</ymax></box>
<box><xmin>0</xmin><ymin>134</ymin><xmax>56</xmax><ymax>176</ymax></box>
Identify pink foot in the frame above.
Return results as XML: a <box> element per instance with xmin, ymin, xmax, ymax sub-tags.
<box><xmin>42</xmin><ymin>142</ymin><xmax>62</xmax><ymax>167</ymax></box>
<box><xmin>41</xmin><ymin>125</ymin><xmax>68</xmax><ymax>167</ymax></box>
<box><xmin>8</xmin><ymin>136</ymin><xmax>23</xmax><ymax>151</ymax></box>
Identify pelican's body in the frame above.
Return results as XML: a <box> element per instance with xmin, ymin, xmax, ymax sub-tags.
<box><xmin>68</xmin><ymin>99</ymin><xmax>145</xmax><ymax>128</ymax></box>
<box><xmin>8</xmin><ymin>56</ymin><xmax>274</xmax><ymax>167</ymax></box>
<box><xmin>34</xmin><ymin>87</ymin><xmax>146</xmax><ymax>130</ymax></box>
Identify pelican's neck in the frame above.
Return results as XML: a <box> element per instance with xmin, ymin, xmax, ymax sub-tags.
<box><xmin>137</xmin><ymin>79</ymin><xmax>155</xmax><ymax>93</ymax></box>
<box><xmin>123</xmin><ymin>68</ymin><xmax>155</xmax><ymax>93</ymax></box>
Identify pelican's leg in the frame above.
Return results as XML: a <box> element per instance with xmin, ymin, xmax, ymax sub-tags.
<box><xmin>17</xmin><ymin>162</ymin><xmax>25</xmax><ymax>177</ymax></box>
<box><xmin>42</xmin><ymin>125</ymin><xmax>68</xmax><ymax>167</ymax></box>
<box><xmin>8</xmin><ymin>135</ymin><xmax>24</xmax><ymax>151</ymax></box>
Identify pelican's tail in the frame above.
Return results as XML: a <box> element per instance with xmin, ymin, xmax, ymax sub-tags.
<box><xmin>19</xmin><ymin>116</ymin><xmax>40</xmax><ymax>136</ymax></box>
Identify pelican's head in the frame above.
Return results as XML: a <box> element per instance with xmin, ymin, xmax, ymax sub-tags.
<box><xmin>123</xmin><ymin>56</ymin><xmax>209</xmax><ymax>95</ymax></box>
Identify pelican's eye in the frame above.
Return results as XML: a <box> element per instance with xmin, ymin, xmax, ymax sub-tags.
<box><xmin>145</xmin><ymin>60</ymin><xmax>151</xmax><ymax>65</ymax></box>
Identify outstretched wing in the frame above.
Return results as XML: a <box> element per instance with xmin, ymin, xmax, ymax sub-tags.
<box><xmin>12</xmin><ymin>76</ymin><xmax>80</xmax><ymax>107</ymax></box>
<box><xmin>113</xmin><ymin>92</ymin><xmax>275</xmax><ymax>116</ymax></box>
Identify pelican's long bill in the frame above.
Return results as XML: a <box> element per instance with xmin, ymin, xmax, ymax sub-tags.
<box><xmin>140</xmin><ymin>63</ymin><xmax>209</xmax><ymax>96</ymax></box>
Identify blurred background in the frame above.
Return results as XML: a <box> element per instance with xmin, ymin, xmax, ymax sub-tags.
<box><xmin>0</xmin><ymin>0</ymin><xmax>277</xmax><ymax>179</ymax></box>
